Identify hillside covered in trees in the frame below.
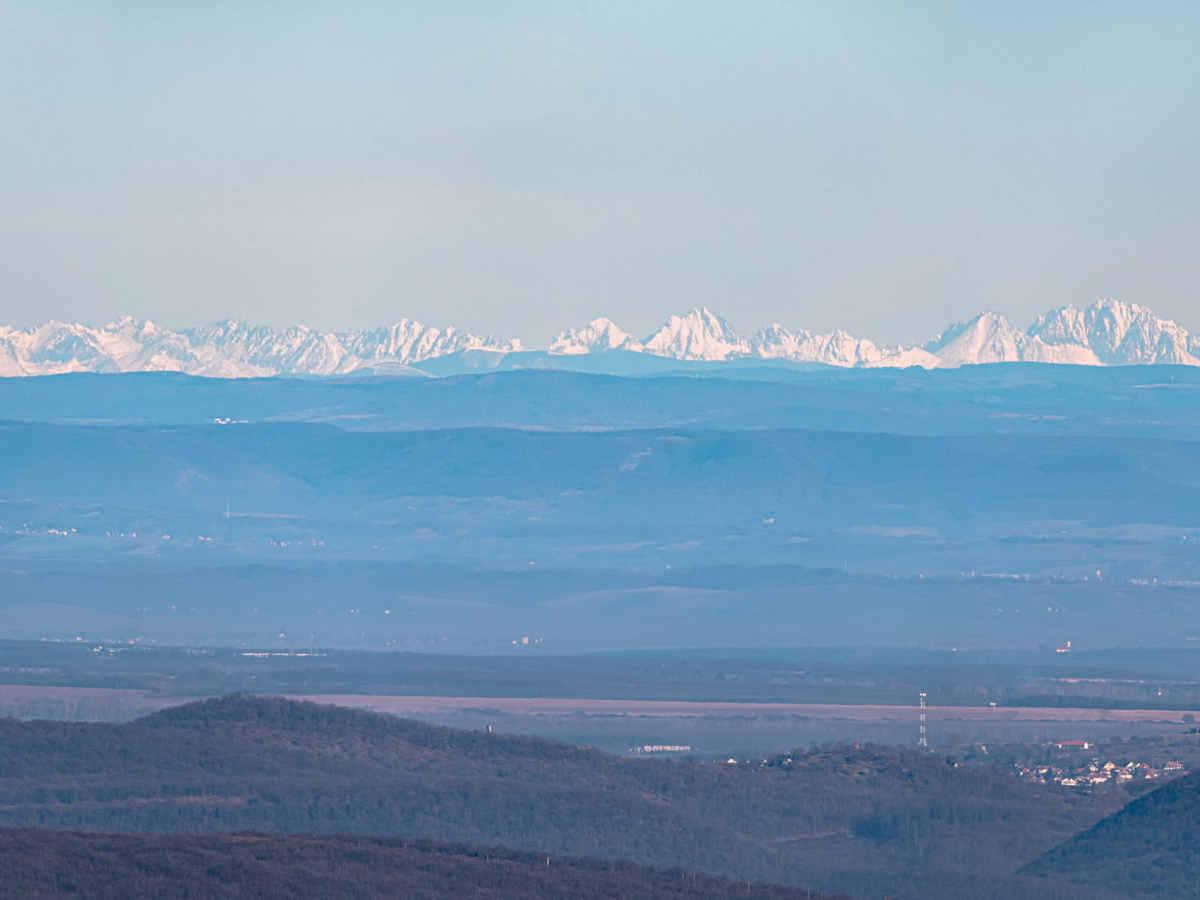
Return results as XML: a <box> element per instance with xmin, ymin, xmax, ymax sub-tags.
<box><xmin>1023</xmin><ymin>769</ymin><xmax>1200</xmax><ymax>898</ymax></box>
<box><xmin>0</xmin><ymin>828</ymin><xmax>847</xmax><ymax>900</ymax></box>
<box><xmin>0</xmin><ymin>695</ymin><xmax>1137</xmax><ymax>900</ymax></box>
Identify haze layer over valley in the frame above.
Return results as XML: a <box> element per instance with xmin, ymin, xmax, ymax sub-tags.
<box><xmin>3</xmin><ymin>365</ymin><xmax>1199</xmax><ymax>652</ymax></box>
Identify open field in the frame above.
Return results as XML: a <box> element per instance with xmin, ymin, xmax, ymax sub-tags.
<box><xmin>0</xmin><ymin>684</ymin><xmax>170</xmax><ymax>721</ymax></box>
<box><xmin>4</xmin><ymin>682</ymin><xmax>1198</xmax><ymax>755</ymax></box>
<box><xmin>5</xmin><ymin>682</ymin><xmax>1197</xmax><ymax>725</ymax></box>
<box><xmin>5</xmin><ymin>635</ymin><xmax>1198</xmax><ymax>753</ymax></box>
<box><xmin>285</xmin><ymin>693</ymin><xmax>1200</xmax><ymax>723</ymax></box>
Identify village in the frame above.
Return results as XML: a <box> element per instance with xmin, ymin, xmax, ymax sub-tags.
<box><xmin>1011</xmin><ymin>740</ymin><xmax>1189</xmax><ymax>789</ymax></box>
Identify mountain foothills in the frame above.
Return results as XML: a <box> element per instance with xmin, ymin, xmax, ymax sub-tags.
<box><xmin>0</xmin><ymin>695</ymin><xmax>1151</xmax><ymax>900</ymax></box>
<box><xmin>1</xmin><ymin>299</ymin><xmax>1197</xmax><ymax>377</ymax></box>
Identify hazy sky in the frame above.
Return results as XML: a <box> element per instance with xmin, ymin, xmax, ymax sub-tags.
<box><xmin>2</xmin><ymin>1</ymin><xmax>1198</xmax><ymax>346</ymax></box>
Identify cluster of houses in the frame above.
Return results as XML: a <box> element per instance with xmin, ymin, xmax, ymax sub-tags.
<box><xmin>1015</xmin><ymin>753</ymin><xmax>1187</xmax><ymax>788</ymax></box>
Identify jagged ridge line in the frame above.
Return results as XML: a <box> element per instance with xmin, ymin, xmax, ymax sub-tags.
<box><xmin>1</xmin><ymin>299</ymin><xmax>1197</xmax><ymax>377</ymax></box>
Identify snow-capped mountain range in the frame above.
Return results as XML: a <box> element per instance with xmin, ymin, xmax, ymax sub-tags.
<box><xmin>1</xmin><ymin>300</ymin><xmax>1197</xmax><ymax>377</ymax></box>
<box><xmin>0</xmin><ymin>318</ymin><xmax>523</xmax><ymax>378</ymax></box>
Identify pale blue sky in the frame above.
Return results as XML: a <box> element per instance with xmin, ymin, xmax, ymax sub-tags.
<box><xmin>1</xmin><ymin>1</ymin><xmax>1198</xmax><ymax>345</ymax></box>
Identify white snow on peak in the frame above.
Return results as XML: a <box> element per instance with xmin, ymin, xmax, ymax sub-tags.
<box><xmin>549</xmin><ymin>318</ymin><xmax>641</xmax><ymax>355</ymax></box>
<box><xmin>920</xmin><ymin>312</ymin><xmax>1027</xmax><ymax>366</ymax></box>
<box><xmin>641</xmin><ymin>307</ymin><xmax>750</xmax><ymax>361</ymax></box>
<box><xmin>1027</xmin><ymin>299</ymin><xmax>1200</xmax><ymax>366</ymax></box>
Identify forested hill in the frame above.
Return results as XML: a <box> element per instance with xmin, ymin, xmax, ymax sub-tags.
<box><xmin>0</xmin><ymin>828</ymin><xmax>844</xmax><ymax>900</ymax></box>
<box><xmin>1022</xmin><ymin>770</ymin><xmax>1200</xmax><ymax>898</ymax></box>
<box><xmin>0</xmin><ymin>695</ymin><xmax>1123</xmax><ymax>900</ymax></box>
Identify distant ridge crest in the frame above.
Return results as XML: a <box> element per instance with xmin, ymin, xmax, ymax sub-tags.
<box><xmin>1</xmin><ymin>298</ymin><xmax>1196</xmax><ymax>377</ymax></box>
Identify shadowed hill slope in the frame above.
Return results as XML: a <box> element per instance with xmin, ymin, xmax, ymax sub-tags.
<box><xmin>0</xmin><ymin>828</ymin><xmax>845</xmax><ymax>900</ymax></box>
<box><xmin>1023</xmin><ymin>769</ymin><xmax>1200</xmax><ymax>898</ymax></box>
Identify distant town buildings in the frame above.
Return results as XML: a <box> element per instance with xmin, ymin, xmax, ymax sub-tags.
<box><xmin>1014</xmin><ymin>748</ymin><xmax>1188</xmax><ymax>789</ymax></box>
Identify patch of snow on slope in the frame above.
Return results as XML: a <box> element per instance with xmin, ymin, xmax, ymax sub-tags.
<box><xmin>867</xmin><ymin>346</ymin><xmax>944</xmax><ymax>369</ymax></box>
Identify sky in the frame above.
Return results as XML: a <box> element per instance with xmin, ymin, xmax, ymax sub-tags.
<box><xmin>1</xmin><ymin>1</ymin><xmax>1198</xmax><ymax>347</ymax></box>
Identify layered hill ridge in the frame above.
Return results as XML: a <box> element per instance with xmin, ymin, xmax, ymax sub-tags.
<box><xmin>1</xmin><ymin>299</ymin><xmax>1197</xmax><ymax>377</ymax></box>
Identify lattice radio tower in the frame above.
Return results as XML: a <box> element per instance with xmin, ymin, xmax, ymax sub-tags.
<box><xmin>918</xmin><ymin>692</ymin><xmax>928</xmax><ymax>747</ymax></box>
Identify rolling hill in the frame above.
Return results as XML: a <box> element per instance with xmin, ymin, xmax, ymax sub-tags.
<box><xmin>1023</xmin><ymin>768</ymin><xmax>1200</xmax><ymax>898</ymax></box>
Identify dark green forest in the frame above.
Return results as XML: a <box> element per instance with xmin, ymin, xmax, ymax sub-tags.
<box><xmin>0</xmin><ymin>695</ymin><xmax>1155</xmax><ymax>900</ymax></box>
<box><xmin>0</xmin><ymin>828</ymin><xmax>844</xmax><ymax>900</ymax></box>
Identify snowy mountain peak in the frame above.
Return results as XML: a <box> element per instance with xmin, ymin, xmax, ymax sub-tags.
<box><xmin>549</xmin><ymin>318</ymin><xmax>641</xmax><ymax>355</ymax></box>
<box><xmin>921</xmin><ymin>311</ymin><xmax>1025</xmax><ymax>366</ymax></box>
<box><xmin>1028</xmin><ymin>299</ymin><xmax>1199</xmax><ymax>366</ymax></box>
<box><xmin>642</xmin><ymin>307</ymin><xmax>750</xmax><ymax>361</ymax></box>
